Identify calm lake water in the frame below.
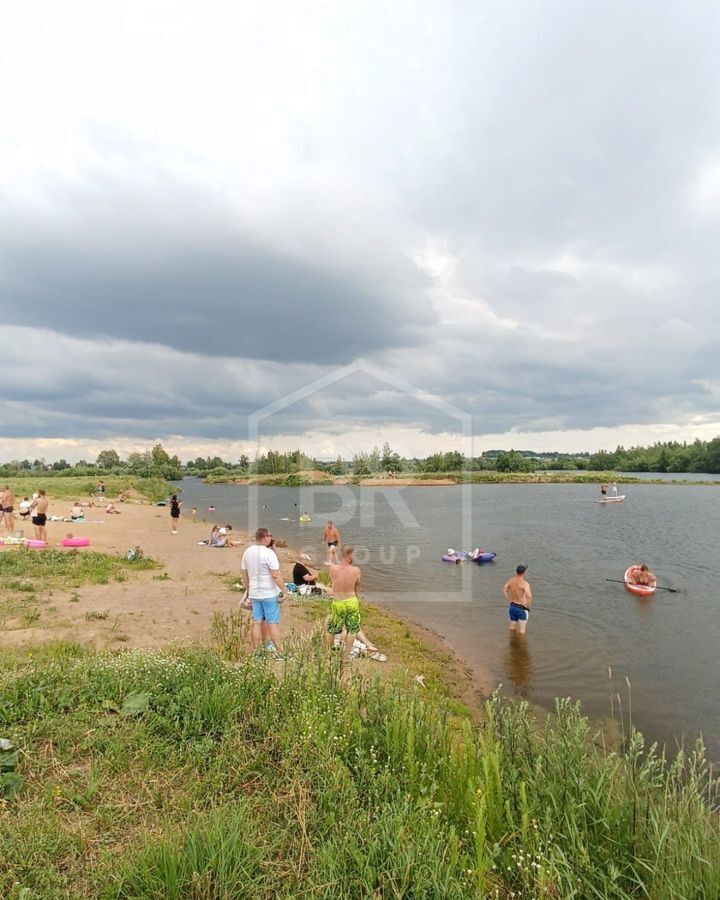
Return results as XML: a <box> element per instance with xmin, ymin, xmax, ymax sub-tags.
<box><xmin>176</xmin><ymin>478</ymin><xmax>720</xmax><ymax>759</ymax></box>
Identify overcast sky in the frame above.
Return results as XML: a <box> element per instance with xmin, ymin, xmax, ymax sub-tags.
<box><xmin>1</xmin><ymin>1</ymin><xmax>719</xmax><ymax>462</ymax></box>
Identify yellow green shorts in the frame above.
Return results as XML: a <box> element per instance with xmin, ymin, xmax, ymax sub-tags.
<box><xmin>327</xmin><ymin>597</ymin><xmax>361</xmax><ymax>635</ymax></box>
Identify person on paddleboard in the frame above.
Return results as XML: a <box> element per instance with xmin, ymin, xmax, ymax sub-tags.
<box><xmin>503</xmin><ymin>565</ymin><xmax>532</xmax><ymax>634</ymax></box>
<box><xmin>600</xmin><ymin>482</ymin><xmax>608</xmax><ymax>496</ymax></box>
<box><xmin>631</xmin><ymin>564</ymin><xmax>656</xmax><ymax>587</ymax></box>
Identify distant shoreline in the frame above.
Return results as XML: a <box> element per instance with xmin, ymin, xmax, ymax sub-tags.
<box><xmin>204</xmin><ymin>472</ymin><xmax>720</xmax><ymax>487</ymax></box>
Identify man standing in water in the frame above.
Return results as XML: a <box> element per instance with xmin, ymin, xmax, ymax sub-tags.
<box><xmin>327</xmin><ymin>545</ymin><xmax>362</xmax><ymax>654</ymax></box>
<box><xmin>323</xmin><ymin>520</ymin><xmax>341</xmax><ymax>563</ymax></box>
<box><xmin>503</xmin><ymin>564</ymin><xmax>532</xmax><ymax>634</ymax></box>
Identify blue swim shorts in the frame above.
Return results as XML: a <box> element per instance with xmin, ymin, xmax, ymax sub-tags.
<box><xmin>251</xmin><ymin>596</ymin><xmax>280</xmax><ymax>624</ymax></box>
<box><xmin>508</xmin><ymin>603</ymin><xmax>529</xmax><ymax>622</ymax></box>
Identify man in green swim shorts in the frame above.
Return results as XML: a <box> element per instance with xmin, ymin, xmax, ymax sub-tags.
<box><xmin>327</xmin><ymin>545</ymin><xmax>363</xmax><ymax>655</ymax></box>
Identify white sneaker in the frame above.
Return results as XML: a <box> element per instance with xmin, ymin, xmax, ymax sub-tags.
<box><xmin>352</xmin><ymin>639</ymin><xmax>367</xmax><ymax>655</ymax></box>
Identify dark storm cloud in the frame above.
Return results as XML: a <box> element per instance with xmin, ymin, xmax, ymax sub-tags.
<box><xmin>0</xmin><ymin>201</ymin><xmax>434</xmax><ymax>363</ymax></box>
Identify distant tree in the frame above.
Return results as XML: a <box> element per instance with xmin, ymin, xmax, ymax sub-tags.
<box><xmin>587</xmin><ymin>450</ymin><xmax>618</xmax><ymax>471</ymax></box>
<box><xmin>151</xmin><ymin>443</ymin><xmax>171</xmax><ymax>467</ymax></box>
<box><xmin>352</xmin><ymin>453</ymin><xmax>370</xmax><ymax>476</ymax></box>
<box><xmin>328</xmin><ymin>455</ymin><xmax>347</xmax><ymax>476</ymax></box>
<box><xmin>495</xmin><ymin>450</ymin><xmax>533</xmax><ymax>473</ymax></box>
<box><xmin>127</xmin><ymin>451</ymin><xmax>151</xmax><ymax>472</ymax></box>
<box><xmin>381</xmin><ymin>442</ymin><xmax>402</xmax><ymax>473</ymax></box>
<box><xmin>703</xmin><ymin>437</ymin><xmax>720</xmax><ymax>473</ymax></box>
<box><xmin>96</xmin><ymin>449</ymin><xmax>121</xmax><ymax>470</ymax></box>
<box><xmin>51</xmin><ymin>459</ymin><xmax>71</xmax><ymax>471</ymax></box>
<box><xmin>443</xmin><ymin>451</ymin><xmax>465</xmax><ymax>471</ymax></box>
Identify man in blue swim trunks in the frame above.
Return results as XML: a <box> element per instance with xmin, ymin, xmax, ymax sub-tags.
<box><xmin>503</xmin><ymin>565</ymin><xmax>532</xmax><ymax>634</ymax></box>
<box><xmin>241</xmin><ymin>527</ymin><xmax>287</xmax><ymax>657</ymax></box>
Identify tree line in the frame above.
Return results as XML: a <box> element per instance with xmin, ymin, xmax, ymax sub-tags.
<box><xmin>2</xmin><ymin>436</ymin><xmax>720</xmax><ymax>478</ymax></box>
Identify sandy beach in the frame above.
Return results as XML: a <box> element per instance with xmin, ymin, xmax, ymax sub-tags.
<box><xmin>0</xmin><ymin>496</ymin><xmax>491</xmax><ymax>709</ymax></box>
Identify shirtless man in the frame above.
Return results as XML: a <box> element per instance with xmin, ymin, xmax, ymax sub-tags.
<box><xmin>327</xmin><ymin>545</ymin><xmax>362</xmax><ymax>654</ymax></box>
<box><xmin>503</xmin><ymin>565</ymin><xmax>532</xmax><ymax>635</ymax></box>
<box><xmin>323</xmin><ymin>520</ymin><xmax>341</xmax><ymax>564</ymax></box>
<box><xmin>31</xmin><ymin>489</ymin><xmax>49</xmax><ymax>543</ymax></box>
<box><xmin>632</xmin><ymin>564</ymin><xmax>656</xmax><ymax>586</ymax></box>
<box><xmin>2</xmin><ymin>485</ymin><xmax>15</xmax><ymax>533</ymax></box>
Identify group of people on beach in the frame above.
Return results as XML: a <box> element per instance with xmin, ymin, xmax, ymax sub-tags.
<box><xmin>1</xmin><ymin>486</ymin><xmax>49</xmax><ymax>542</ymax></box>
<box><xmin>201</xmin><ymin>524</ymin><xmax>243</xmax><ymax>548</ymax></box>
<box><xmin>239</xmin><ymin>522</ymin><xmax>384</xmax><ymax>661</ymax></box>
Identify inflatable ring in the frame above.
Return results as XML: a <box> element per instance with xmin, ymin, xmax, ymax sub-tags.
<box><xmin>25</xmin><ymin>539</ymin><xmax>48</xmax><ymax>549</ymax></box>
<box><xmin>62</xmin><ymin>537</ymin><xmax>90</xmax><ymax>548</ymax></box>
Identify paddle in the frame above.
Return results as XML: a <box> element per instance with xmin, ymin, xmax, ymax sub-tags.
<box><xmin>605</xmin><ymin>579</ymin><xmax>679</xmax><ymax>593</ymax></box>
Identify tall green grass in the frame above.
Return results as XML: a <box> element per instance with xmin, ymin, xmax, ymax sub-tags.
<box><xmin>2</xmin><ymin>475</ymin><xmax>172</xmax><ymax>501</ymax></box>
<box><xmin>0</xmin><ymin>643</ymin><xmax>717</xmax><ymax>898</ymax></box>
<box><xmin>0</xmin><ymin>549</ymin><xmax>159</xmax><ymax>587</ymax></box>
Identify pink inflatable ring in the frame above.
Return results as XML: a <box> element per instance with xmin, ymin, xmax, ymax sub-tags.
<box><xmin>25</xmin><ymin>539</ymin><xmax>48</xmax><ymax>549</ymax></box>
<box><xmin>62</xmin><ymin>537</ymin><xmax>90</xmax><ymax>548</ymax></box>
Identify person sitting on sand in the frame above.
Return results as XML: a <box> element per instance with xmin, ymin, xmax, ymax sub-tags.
<box><xmin>214</xmin><ymin>525</ymin><xmax>242</xmax><ymax>548</ymax></box>
<box><xmin>205</xmin><ymin>525</ymin><xmax>221</xmax><ymax>545</ymax></box>
<box><xmin>105</xmin><ymin>502</ymin><xmax>121</xmax><ymax>514</ymax></box>
<box><xmin>223</xmin><ymin>525</ymin><xmax>243</xmax><ymax>547</ymax></box>
<box><xmin>631</xmin><ymin>564</ymin><xmax>656</xmax><ymax>586</ymax></box>
<box><xmin>70</xmin><ymin>502</ymin><xmax>84</xmax><ymax>521</ymax></box>
<box><xmin>293</xmin><ymin>559</ymin><xmax>317</xmax><ymax>586</ymax></box>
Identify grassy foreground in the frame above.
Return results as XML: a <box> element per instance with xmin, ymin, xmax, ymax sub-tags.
<box><xmin>1</xmin><ymin>640</ymin><xmax>718</xmax><ymax>899</ymax></box>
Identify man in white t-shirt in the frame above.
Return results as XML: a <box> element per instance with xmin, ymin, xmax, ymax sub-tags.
<box><xmin>241</xmin><ymin>527</ymin><xmax>286</xmax><ymax>656</ymax></box>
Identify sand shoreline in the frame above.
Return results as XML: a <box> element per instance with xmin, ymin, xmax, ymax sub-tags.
<box><xmin>1</xmin><ymin>496</ymin><xmax>493</xmax><ymax>711</ymax></box>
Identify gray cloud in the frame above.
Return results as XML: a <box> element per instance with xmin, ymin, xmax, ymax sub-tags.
<box><xmin>0</xmin><ymin>180</ymin><xmax>435</xmax><ymax>363</ymax></box>
<box><xmin>1</xmin><ymin>2</ymin><xmax>719</xmax><ymax>454</ymax></box>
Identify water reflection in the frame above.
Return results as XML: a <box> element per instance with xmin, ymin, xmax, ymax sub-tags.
<box><xmin>504</xmin><ymin>632</ymin><xmax>534</xmax><ymax>697</ymax></box>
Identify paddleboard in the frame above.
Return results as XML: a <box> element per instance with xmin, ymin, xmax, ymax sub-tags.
<box><xmin>624</xmin><ymin>565</ymin><xmax>656</xmax><ymax>597</ymax></box>
<box><xmin>595</xmin><ymin>495</ymin><xmax>625</xmax><ymax>503</ymax></box>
